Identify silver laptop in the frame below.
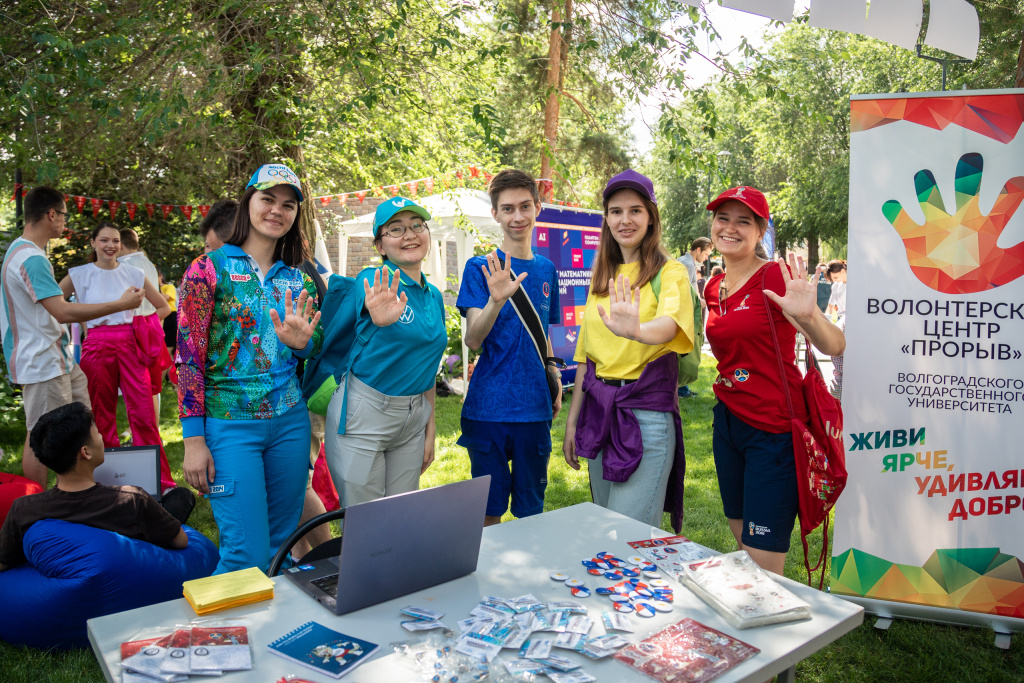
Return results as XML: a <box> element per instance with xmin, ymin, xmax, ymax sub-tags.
<box><xmin>93</xmin><ymin>446</ymin><xmax>162</xmax><ymax>501</ymax></box>
<box><xmin>284</xmin><ymin>476</ymin><xmax>489</xmax><ymax>614</ymax></box>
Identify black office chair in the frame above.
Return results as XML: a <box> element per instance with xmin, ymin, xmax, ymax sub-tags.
<box><xmin>266</xmin><ymin>508</ymin><xmax>345</xmax><ymax>578</ymax></box>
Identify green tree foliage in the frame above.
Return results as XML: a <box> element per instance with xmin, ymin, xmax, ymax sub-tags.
<box><xmin>652</xmin><ymin>2</ymin><xmax>1024</xmax><ymax>264</ymax></box>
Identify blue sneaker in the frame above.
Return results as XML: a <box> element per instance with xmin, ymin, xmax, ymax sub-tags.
<box><xmin>678</xmin><ymin>386</ymin><xmax>697</xmax><ymax>398</ymax></box>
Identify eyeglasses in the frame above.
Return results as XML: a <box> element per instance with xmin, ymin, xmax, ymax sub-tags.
<box><xmin>51</xmin><ymin>209</ymin><xmax>68</xmax><ymax>218</ymax></box>
<box><xmin>381</xmin><ymin>220</ymin><xmax>427</xmax><ymax>238</ymax></box>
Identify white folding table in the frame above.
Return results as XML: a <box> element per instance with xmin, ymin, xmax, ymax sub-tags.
<box><xmin>88</xmin><ymin>502</ymin><xmax>863</xmax><ymax>682</ymax></box>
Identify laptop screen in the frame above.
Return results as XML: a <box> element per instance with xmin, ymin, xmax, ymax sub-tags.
<box><xmin>93</xmin><ymin>446</ymin><xmax>162</xmax><ymax>501</ymax></box>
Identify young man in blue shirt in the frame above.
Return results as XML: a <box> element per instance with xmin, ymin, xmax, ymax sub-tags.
<box><xmin>457</xmin><ymin>170</ymin><xmax>561</xmax><ymax>526</ymax></box>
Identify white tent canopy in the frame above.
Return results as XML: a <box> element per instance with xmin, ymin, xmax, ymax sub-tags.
<box><xmin>333</xmin><ymin>188</ymin><xmax>503</xmax><ymax>295</ymax></box>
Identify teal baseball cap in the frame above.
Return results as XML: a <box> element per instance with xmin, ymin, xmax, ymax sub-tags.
<box><xmin>373</xmin><ymin>196</ymin><xmax>431</xmax><ymax>237</ymax></box>
<box><xmin>246</xmin><ymin>163</ymin><xmax>304</xmax><ymax>202</ymax></box>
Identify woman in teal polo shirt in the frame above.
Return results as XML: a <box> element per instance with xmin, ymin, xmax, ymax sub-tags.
<box><xmin>323</xmin><ymin>197</ymin><xmax>447</xmax><ymax>507</ymax></box>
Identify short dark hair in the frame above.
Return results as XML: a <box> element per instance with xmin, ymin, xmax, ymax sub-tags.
<box><xmin>24</xmin><ymin>186</ymin><xmax>65</xmax><ymax>225</ymax></box>
<box><xmin>487</xmin><ymin>169</ymin><xmax>541</xmax><ymax>210</ymax></box>
<box><xmin>690</xmin><ymin>237</ymin><xmax>712</xmax><ymax>251</ymax></box>
<box><xmin>226</xmin><ymin>187</ymin><xmax>307</xmax><ymax>267</ymax></box>
<box><xmin>29</xmin><ymin>402</ymin><xmax>96</xmax><ymax>475</ymax></box>
<box><xmin>200</xmin><ymin>200</ymin><xmax>238</xmax><ymax>241</ymax></box>
<box><xmin>119</xmin><ymin>227</ymin><xmax>139</xmax><ymax>250</ymax></box>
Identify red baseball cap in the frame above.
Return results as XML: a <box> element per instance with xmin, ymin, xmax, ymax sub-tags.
<box><xmin>706</xmin><ymin>186</ymin><xmax>770</xmax><ymax>219</ymax></box>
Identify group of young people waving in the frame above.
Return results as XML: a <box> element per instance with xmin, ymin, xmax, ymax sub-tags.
<box><xmin>173</xmin><ymin>162</ymin><xmax>844</xmax><ymax>577</ymax></box>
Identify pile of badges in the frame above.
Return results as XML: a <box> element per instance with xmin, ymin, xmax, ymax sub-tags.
<box><xmin>391</xmin><ymin>596</ymin><xmax>632</xmax><ymax>683</ymax></box>
<box><xmin>550</xmin><ymin>551</ymin><xmax>676</xmax><ymax>619</ymax></box>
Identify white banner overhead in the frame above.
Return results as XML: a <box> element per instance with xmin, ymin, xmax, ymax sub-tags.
<box><xmin>864</xmin><ymin>0</ymin><xmax>923</xmax><ymax>51</ymax></box>
<box><xmin>923</xmin><ymin>0</ymin><xmax>980</xmax><ymax>60</ymax></box>
<box><xmin>721</xmin><ymin>0</ymin><xmax>795</xmax><ymax>23</ymax></box>
<box><xmin>809</xmin><ymin>0</ymin><xmax>866</xmax><ymax>35</ymax></box>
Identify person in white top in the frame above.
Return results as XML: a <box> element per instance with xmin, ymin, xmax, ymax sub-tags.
<box><xmin>58</xmin><ymin>224</ymin><xmax>178</xmax><ymax>492</ymax></box>
<box><xmin>118</xmin><ymin>227</ymin><xmax>173</xmax><ymax>418</ymax></box>
<box><xmin>825</xmin><ymin>260</ymin><xmax>847</xmax><ymax>401</ymax></box>
<box><xmin>0</xmin><ymin>186</ymin><xmax>144</xmax><ymax>486</ymax></box>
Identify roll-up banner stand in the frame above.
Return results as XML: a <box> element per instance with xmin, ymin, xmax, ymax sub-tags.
<box><xmin>834</xmin><ymin>89</ymin><xmax>1024</xmax><ymax>634</ymax></box>
<box><xmin>531</xmin><ymin>205</ymin><xmax>604</xmax><ymax>386</ymax></box>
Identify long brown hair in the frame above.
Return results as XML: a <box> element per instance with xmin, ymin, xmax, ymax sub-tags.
<box><xmin>226</xmin><ymin>186</ymin><xmax>307</xmax><ymax>267</ymax></box>
<box><xmin>590</xmin><ymin>192</ymin><xmax>669</xmax><ymax>296</ymax></box>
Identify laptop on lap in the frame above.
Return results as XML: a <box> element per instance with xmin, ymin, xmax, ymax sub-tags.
<box><xmin>93</xmin><ymin>446</ymin><xmax>162</xmax><ymax>502</ymax></box>
<box><xmin>284</xmin><ymin>476</ymin><xmax>490</xmax><ymax>615</ymax></box>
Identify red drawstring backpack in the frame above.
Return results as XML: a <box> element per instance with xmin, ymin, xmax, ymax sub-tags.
<box><xmin>763</xmin><ymin>269</ymin><xmax>848</xmax><ymax>588</ymax></box>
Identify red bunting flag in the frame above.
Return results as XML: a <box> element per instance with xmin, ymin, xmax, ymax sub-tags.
<box><xmin>91</xmin><ymin>198</ymin><xmax>103</xmax><ymax>218</ymax></box>
<box><xmin>109</xmin><ymin>200</ymin><xmax>120</xmax><ymax>219</ymax></box>
<box><xmin>424</xmin><ymin>178</ymin><xmax>434</xmax><ymax>194</ymax></box>
<box><xmin>355</xmin><ymin>190</ymin><xmax>367</xmax><ymax>203</ymax></box>
<box><xmin>160</xmin><ymin>204</ymin><xmax>173</xmax><ymax>219</ymax></box>
<box><xmin>407</xmin><ymin>181</ymin><xmax>418</xmax><ymax>197</ymax></box>
<box><xmin>389</xmin><ymin>185</ymin><xmax>399</xmax><ymax>197</ymax></box>
<box><xmin>145</xmin><ymin>203</ymin><xmax>155</xmax><ymax>218</ymax></box>
<box><xmin>338</xmin><ymin>193</ymin><xmax>349</xmax><ymax>204</ymax></box>
<box><xmin>319</xmin><ymin>196</ymin><xmax>332</xmax><ymax>206</ymax></box>
<box><xmin>62</xmin><ymin>193</ymin><xmax>69</xmax><ymax>203</ymax></box>
<box><xmin>198</xmin><ymin>205</ymin><xmax>210</xmax><ymax>218</ymax></box>
<box><xmin>180</xmin><ymin>205</ymin><xmax>193</xmax><ymax>221</ymax></box>
<box><xmin>126</xmin><ymin>202</ymin><xmax>138</xmax><ymax>221</ymax></box>
<box><xmin>75</xmin><ymin>196</ymin><xmax>87</xmax><ymax>213</ymax></box>
<box><xmin>10</xmin><ymin>184</ymin><xmax>23</xmax><ymax>201</ymax></box>
<box><xmin>469</xmin><ymin>165</ymin><xmax>479</xmax><ymax>178</ymax></box>
<box><xmin>542</xmin><ymin>179</ymin><xmax>553</xmax><ymax>195</ymax></box>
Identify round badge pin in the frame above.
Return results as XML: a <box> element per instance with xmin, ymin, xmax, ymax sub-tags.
<box><xmin>565</xmin><ymin>578</ymin><xmax>584</xmax><ymax>587</ymax></box>
<box><xmin>621</xmin><ymin>568</ymin><xmax>639</xmax><ymax>578</ymax></box>
<box><xmin>613</xmin><ymin>600</ymin><xmax>635</xmax><ymax>613</ymax></box>
<box><xmin>595</xmin><ymin>561</ymin><xmax>611</xmax><ymax>570</ymax></box>
<box><xmin>642</xmin><ymin>570</ymin><xmax>661</xmax><ymax>579</ymax></box>
<box><xmin>651</xmin><ymin>600</ymin><xmax>673</xmax><ymax>613</ymax></box>
<box><xmin>652</xmin><ymin>592</ymin><xmax>674</xmax><ymax>603</ymax></box>
<box><xmin>603</xmin><ymin>571</ymin><xmax>624</xmax><ymax>581</ymax></box>
<box><xmin>595</xmin><ymin>586</ymin><xmax>614</xmax><ymax>595</ymax></box>
<box><xmin>581</xmin><ymin>560</ymin><xmax>598</xmax><ymax>568</ymax></box>
<box><xmin>613</xmin><ymin>584</ymin><xmax>631</xmax><ymax>595</ymax></box>
<box><xmin>587</xmin><ymin>568</ymin><xmax>603</xmax><ymax>576</ymax></box>
<box><xmin>633</xmin><ymin>602</ymin><xmax>657</xmax><ymax>618</ymax></box>
<box><xmin>609</xmin><ymin>594</ymin><xmax>630</xmax><ymax>603</ymax></box>
<box><xmin>649</xmin><ymin>579</ymin><xmax>670</xmax><ymax>588</ymax></box>
<box><xmin>635</xmin><ymin>588</ymin><xmax>654</xmax><ymax>598</ymax></box>
<box><xmin>570</xmin><ymin>586</ymin><xmax>591</xmax><ymax>598</ymax></box>
<box><xmin>627</xmin><ymin>555</ymin><xmax>647</xmax><ymax>565</ymax></box>
<box><xmin>664</xmin><ymin>547</ymin><xmax>678</xmax><ymax>554</ymax></box>
<box><xmin>550</xmin><ymin>572</ymin><xmax>570</xmax><ymax>582</ymax></box>
<box><xmin>640</xmin><ymin>563</ymin><xmax>658</xmax><ymax>571</ymax></box>
<box><xmin>596</xmin><ymin>551</ymin><xmax>613</xmax><ymax>559</ymax></box>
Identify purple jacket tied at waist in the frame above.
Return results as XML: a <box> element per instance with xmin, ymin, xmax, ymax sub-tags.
<box><xmin>574</xmin><ymin>353</ymin><xmax>686</xmax><ymax>532</ymax></box>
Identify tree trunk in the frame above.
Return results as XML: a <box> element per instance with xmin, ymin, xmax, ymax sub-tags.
<box><xmin>1016</xmin><ymin>26</ymin><xmax>1024</xmax><ymax>88</ymax></box>
<box><xmin>807</xmin><ymin>233</ymin><xmax>819</xmax><ymax>269</ymax></box>
<box><xmin>540</xmin><ymin>2</ymin><xmax>568</xmax><ymax>202</ymax></box>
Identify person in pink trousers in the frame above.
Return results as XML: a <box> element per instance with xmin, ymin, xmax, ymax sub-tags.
<box><xmin>59</xmin><ymin>224</ymin><xmax>178</xmax><ymax>493</ymax></box>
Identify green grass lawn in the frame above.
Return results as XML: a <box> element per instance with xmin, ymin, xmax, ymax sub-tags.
<box><xmin>0</xmin><ymin>363</ymin><xmax>1020</xmax><ymax>681</ymax></box>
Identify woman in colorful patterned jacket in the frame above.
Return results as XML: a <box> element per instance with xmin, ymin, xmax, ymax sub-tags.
<box><xmin>176</xmin><ymin>164</ymin><xmax>323</xmax><ymax>574</ymax></box>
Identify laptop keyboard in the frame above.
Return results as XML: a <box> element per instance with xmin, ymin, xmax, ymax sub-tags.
<box><xmin>312</xmin><ymin>573</ymin><xmax>339</xmax><ymax>598</ymax></box>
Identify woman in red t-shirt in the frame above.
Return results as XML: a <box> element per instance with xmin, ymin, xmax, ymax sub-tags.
<box><xmin>703</xmin><ymin>187</ymin><xmax>845</xmax><ymax>574</ymax></box>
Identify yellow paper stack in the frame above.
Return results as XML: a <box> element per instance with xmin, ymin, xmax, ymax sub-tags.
<box><xmin>183</xmin><ymin>567</ymin><xmax>275</xmax><ymax>615</ymax></box>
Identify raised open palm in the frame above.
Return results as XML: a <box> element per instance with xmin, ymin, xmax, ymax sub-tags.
<box><xmin>482</xmin><ymin>251</ymin><xmax>526</xmax><ymax>303</ymax></box>
<box><xmin>363</xmin><ymin>267</ymin><xmax>409</xmax><ymax>326</ymax></box>
<box><xmin>882</xmin><ymin>153</ymin><xmax>1024</xmax><ymax>294</ymax></box>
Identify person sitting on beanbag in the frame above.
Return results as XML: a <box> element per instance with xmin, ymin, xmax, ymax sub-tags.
<box><xmin>0</xmin><ymin>401</ymin><xmax>188</xmax><ymax>571</ymax></box>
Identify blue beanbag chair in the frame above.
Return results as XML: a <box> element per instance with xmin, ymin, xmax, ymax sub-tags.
<box><xmin>0</xmin><ymin>520</ymin><xmax>219</xmax><ymax>649</ymax></box>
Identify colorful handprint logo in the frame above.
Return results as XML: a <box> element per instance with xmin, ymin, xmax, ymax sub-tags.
<box><xmin>882</xmin><ymin>153</ymin><xmax>1024</xmax><ymax>294</ymax></box>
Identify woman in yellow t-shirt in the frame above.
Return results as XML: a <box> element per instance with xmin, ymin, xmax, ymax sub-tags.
<box><xmin>563</xmin><ymin>170</ymin><xmax>694</xmax><ymax>530</ymax></box>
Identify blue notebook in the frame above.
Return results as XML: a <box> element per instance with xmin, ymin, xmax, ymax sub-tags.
<box><xmin>267</xmin><ymin>621</ymin><xmax>378</xmax><ymax>679</ymax></box>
